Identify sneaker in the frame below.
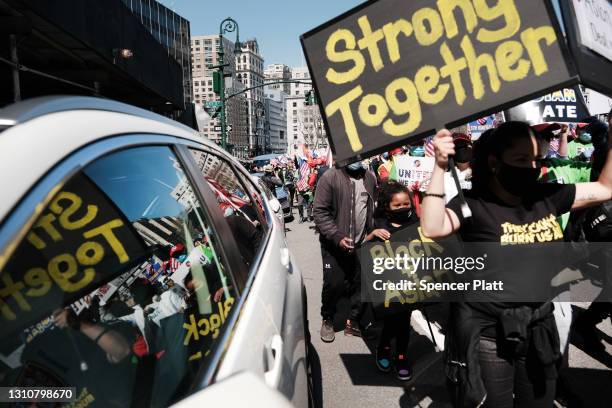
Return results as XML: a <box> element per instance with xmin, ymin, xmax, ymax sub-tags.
<box><xmin>375</xmin><ymin>346</ymin><xmax>392</xmax><ymax>372</ymax></box>
<box><xmin>320</xmin><ymin>320</ymin><xmax>335</xmax><ymax>343</ymax></box>
<box><xmin>361</xmin><ymin>322</ymin><xmax>377</xmax><ymax>340</ymax></box>
<box><xmin>344</xmin><ymin>320</ymin><xmax>362</xmax><ymax>337</ymax></box>
<box><xmin>395</xmin><ymin>354</ymin><xmax>412</xmax><ymax>381</ymax></box>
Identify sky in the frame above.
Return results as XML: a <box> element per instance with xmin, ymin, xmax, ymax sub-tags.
<box><xmin>166</xmin><ymin>0</ymin><xmax>364</xmax><ymax>68</ymax></box>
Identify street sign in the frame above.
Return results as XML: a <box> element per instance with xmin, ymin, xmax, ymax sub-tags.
<box><xmin>227</xmin><ymin>125</ymin><xmax>233</xmax><ymax>132</ymax></box>
<box><xmin>205</xmin><ymin>100</ymin><xmax>223</xmax><ymax>108</ymax></box>
<box><xmin>301</xmin><ymin>0</ymin><xmax>574</xmax><ymax>166</ymax></box>
<box><xmin>213</xmin><ymin>125</ymin><xmax>232</xmax><ymax>132</ymax></box>
<box><xmin>559</xmin><ymin>0</ymin><xmax>612</xmax><ymax>97</ymax></box>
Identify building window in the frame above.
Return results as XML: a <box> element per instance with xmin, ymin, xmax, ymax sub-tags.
<box><xmin>292</xmin><ymin>102</ymin><xmax>297</xmax><ymax>107</ymax></box>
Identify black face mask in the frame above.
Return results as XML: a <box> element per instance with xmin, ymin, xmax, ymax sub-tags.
<box><xmin>387</xmin><ymin>208</ymin><xmax>415</xmax><ymax>224</ymax></box>
<box><xmin>495</xmin><ymin>162</ymin><xmax>541</xmax><ymax>196</ymax></box>
<box><xmin>455</xmin><ymin>147</ymin><xmax>473</xmax><ymax>164</ymax></box>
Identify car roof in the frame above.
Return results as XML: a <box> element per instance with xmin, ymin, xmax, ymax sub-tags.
<box><xmin>0</xmin><ymin>96</ymin><xmax>218</xmax><ymax>221</ymax></box>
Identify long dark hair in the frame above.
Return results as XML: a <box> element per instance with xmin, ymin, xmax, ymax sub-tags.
<box><xmin>471</xmin><ymin>121</ymin><xmax>544</xmax><ymax>191</ymax></box>
<box><xmin>374</xmin><ymin>181</ymin><xmax>412</xmax><ymax>218</ymax></box>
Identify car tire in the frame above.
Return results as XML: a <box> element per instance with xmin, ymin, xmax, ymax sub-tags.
<box><xmin>302</xmin><ymin>284</ymin><xmax>320</xmax><ymax>408</ymax></box>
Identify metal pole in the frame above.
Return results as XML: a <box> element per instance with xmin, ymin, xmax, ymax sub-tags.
<box><xmin>9</xmin><ymin>35</ymin><xmax>20</xmax><ymax>102</ymax></box>
<box><xmin>218</xmin><ymin>29</ymin><xmax>226</xmax><ymax>150</ymax></box>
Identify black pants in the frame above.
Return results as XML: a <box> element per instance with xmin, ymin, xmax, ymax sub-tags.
<box><xmin>320</xmin><ymin>245</ymin><xmax>363</xmax><ymax>322</ymax></box>
<box><xmin>288</xmin><ymin>185</ymin><xmax>296</xmax><ymax>206</ymax></box>
<box><xmin>378</xmin><ymin>311</ymin><xmax>412</xmax><ymax>354</ymax></box>
<box><xmin>479</xmin><ymin>337</ymin><xmax>556</xmax><ymax>408</ymax></box>
<box><xmin>297</xmin><ymin>193</ymin><xmax>312</xmax><ymax>220</ymax></box>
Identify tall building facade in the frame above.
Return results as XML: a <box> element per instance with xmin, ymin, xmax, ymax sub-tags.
<box><xmin>191</xmin><ymin>35</ymin><xmax>249</xmax><ymax>157</ymax></box>
<box><xmin>264</xmin><ymin>87</ymin><xmax>288</xmax><ymax>154</ymax></box>
<box><xmin>235</xmin><ymin>40</ymin><xmax>265</xmax><ymax>155</ymax></box>
<box><xmin>120</xmin><ymin>0</ymin><xmax>192</xmax><ymax>107</ymax></box>
<box><xmin>286</xmin><ymin>67</ymin><xmax>327</xmax><ymax>155</ymax></box>
<box><xmin>264</xmin><ymin>64</ymin><xmax>291</xmax><ymax>94</ymax></box>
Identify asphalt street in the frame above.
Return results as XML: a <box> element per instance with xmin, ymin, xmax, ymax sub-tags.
<box><xmin>284</xmin><ymin>215</ymin><xmax>612</xmax><ymax>408</ymax></box>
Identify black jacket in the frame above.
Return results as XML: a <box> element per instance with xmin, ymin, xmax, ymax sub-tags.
<box><xmin>313</xmin><ymin>168</ymin><xmax>377</xmax><ymax>249</ymax></box>
<box><xmin>445</xmin><ymin>302</ymin><xmax>561</xmax><ymax>407</ymax></box>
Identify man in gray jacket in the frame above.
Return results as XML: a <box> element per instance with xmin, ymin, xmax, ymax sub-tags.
<box><xmin>313</xmin><ymin>161</ymin><xmax>376</xmax><ymax>342</ymax></box>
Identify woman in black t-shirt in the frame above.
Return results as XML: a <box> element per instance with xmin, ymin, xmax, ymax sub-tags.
<box><xmin>421</xmin><ymin>122</ymin><xmax>612</xmax><ymax>407</ymax></box>
<box><xmin>364</xmin><ymin>181</ymin><xmax>419</xmax><ymax>381</ymax></box>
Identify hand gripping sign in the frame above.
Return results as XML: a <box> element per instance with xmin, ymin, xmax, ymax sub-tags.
<box><xmin>301</xmin><ymin>0</ymin><xmax>575</xmax><ymax>166</ymax></box>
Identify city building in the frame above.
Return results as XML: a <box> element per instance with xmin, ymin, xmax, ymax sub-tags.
<box><xmin>120</xmin><ymin>0</ymin><xmax>192</xmax><ymax>108</ymax></box>
<box><xmin>264</xmin><ymin>64</ymin><xmax>291</xmax><ymax>94</ymax></box>
<box><xmin>263</xmin><ymin>87</ymin><xmax>288</xmax><ymax>154</ymax></box>
<box><xmin>235</xmin><ymin>39</ymin><xmax>265</xmax><ymax>155</ymax></box>
<box><xmin>285</xmin><ymin>67</ymin><xmax>327</xmax><ymax>155</ymax></box>
<box><xmin>191</xmin><ymin>35</ymin><xmax>249</xmax><ymax>157</ymax></box>
<box><xmin>1</xmin><ymin>0</ymin><xmax>185</xmax><ymax>116</ymax></box>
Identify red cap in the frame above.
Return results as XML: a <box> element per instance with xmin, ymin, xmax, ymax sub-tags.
<box><xmin>452</xmin><ymin>133</ymin><xmax>471</xmax><ymax>143</ymax></box>
<box><xmin>576</xmin><ymin>122</ymin><xmax>590</xmax><ymax>129</ymax></box>
<box><xmin>388</xmin><ymin>147</ymin><xmax>403</xmax><ymax>157</ymax></box>
<box><xmin>169</xmin><ymin>243</ymin><xmax>185</xmax><ymax>258</ymax></box>
<box><xmin>532</xmin><ymin>122</ymin><xmax>561</xmax><ymax>133</ymax></box>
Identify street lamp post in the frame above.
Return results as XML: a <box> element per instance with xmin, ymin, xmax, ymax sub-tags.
<box><xmin>254</xmin><ymin>101</ymin><xmax>265</xmax><ymax>156</ymax></box>
<box><xmin>218</xmin><ymin>18</ymin><xmax>241</xmax><ymax>152</ymax></box>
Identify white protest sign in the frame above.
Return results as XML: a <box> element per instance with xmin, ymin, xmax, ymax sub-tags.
<box><xmin>572</xmin><ymin>0</ymin><xmax>612</xmax><ymax>63</ymax></box>
<box><xmin>394</xmin><ymin>155</ymin><xmax>435</xmax><ymax>187</ymax></box>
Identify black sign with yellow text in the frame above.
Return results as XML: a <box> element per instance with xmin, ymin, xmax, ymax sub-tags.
<box><xmin>301</xmin><ymin>0</ymin><xmax>575</xmax><ymax>165</ymax></box>
<box><xmin>0</xmin><ymin>173</ymin><xmax>148</xmax><ymax>338</ymax></box>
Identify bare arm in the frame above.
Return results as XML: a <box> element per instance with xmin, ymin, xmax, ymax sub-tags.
<box><xmin>572</xmin><ymin>135</ymin><xmax>612</xmax><ymax>210</ymax></box>
<box><xmin>420</xmin><ymin>130</ymin><xmax>462</xmax><ymax>238</ymax></box>
<box><xmin>80</xmin><ymin>322</ymin><xmax>131</xmax><ymax>363</ymax></box>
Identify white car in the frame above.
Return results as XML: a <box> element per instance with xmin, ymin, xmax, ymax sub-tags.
<box><xmin>0</xmin><ymin>97</ymin><xmax>312</xmax><ymax>407</ymax></box>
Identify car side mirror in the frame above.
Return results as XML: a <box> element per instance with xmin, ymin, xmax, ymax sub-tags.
<box><xmin>269</xmin><ymin>198</ymin><xmax>281</xmax><ymax>214</ymax></box>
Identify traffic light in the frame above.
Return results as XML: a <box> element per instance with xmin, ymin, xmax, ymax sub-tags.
<box><xmin>213</xmin><ymin>71</ymin><xmax>222</xmax><ymax>95</ymax></box>
<box><xmin>304</xmin><ymin>90</ymin><xmax>317</xmax><ymax>106</ymax></box>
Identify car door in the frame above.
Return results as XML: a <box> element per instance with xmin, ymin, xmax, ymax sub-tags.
<box><xmin>0</xmin><ymin>135</ymin><xmax>250</xmax><ymax>408</ymax></box>
<box><xmin>184</xmin><ymin>147</ymin><xmax>308</xmax><ymax>408</ymax></box>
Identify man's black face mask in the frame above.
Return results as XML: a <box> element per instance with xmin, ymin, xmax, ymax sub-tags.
<box><xmin>455</xmin><ymin>147</ymin><xmax>473</xmax><ymax>164</ymax></box>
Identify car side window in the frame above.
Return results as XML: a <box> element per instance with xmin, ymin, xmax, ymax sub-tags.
<box><xmin>0</xmin><ymin>146</ymin><xmax>238</xmax><ymax>408</ymax></box>
<box><xmin>188</xmin><ymin>150</ymin><xmax>267</xmax><ymax>268</ymax></box>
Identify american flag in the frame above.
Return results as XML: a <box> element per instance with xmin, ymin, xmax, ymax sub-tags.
<box><xmin>296</xmin><ymin>158</ymin><xmax>310</xmax><ymax>191</ymax></box>
<box><xmin>549</xmin><ymin>138</ymin><xmax>560</xmax><ymax>155</ymax></box>
<box><xmin>477</xmin><ymin>117</ymin><xmax>488</xmax><ymax>125</ymax></box>
<box><xmin>424</xmin><ymin>136</ymin><xmax>436</xmax><ymax>157</ymax></box>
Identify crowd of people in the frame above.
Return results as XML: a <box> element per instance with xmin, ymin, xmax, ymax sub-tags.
<box><xmin>310</xmin><ymin>111</ymin><xmax>612</xmax><ymax>407</ymax></box>
<box><xmin>252</xmin><ymin>156</ymin><xmax>330</xmax><ymax>224</ymax></box>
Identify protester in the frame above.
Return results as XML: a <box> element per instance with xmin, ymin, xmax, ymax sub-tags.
<box><xmin>314</xmin><ymin>160</ymin><xmax>376</xmax><ymax>342</ymax></box>
<box><xmin>421</xmin><ymin>121</ymin><xmax>612</xmax><ymax>407</ymax></box>
<box><xmin>533</xmin><ymin>122</ymin><xmax>570</xmax><ymax>159</ymax></box>
<box><xmin>569</xmin><ymin>112</ymin><xmax>612</xmax><ymax>353</ymax></box>
<box><xmin>297</xmin><ymin>183</ymin><xmax>314</xmax><ymax>223</ymax></box>
<box><xmin>378</xmin><ymin>148</ymin><xmax>403</xmax><ymax>182</ymax></box>
<box><xmin>284</xmin><ymin>162</ymin><xmax>297</xmax><ymax>207</ymax></box>
<box><xmin>444</xmin><ymin>133</ymin><xmax>473</xmax><ymax>203</ymax></box>
<box><xmin>568</xmin><ymin>122</ymin><xmax>595</xmax><ymax>161</ymax></box>
<box><xmin>261</xmin><ymin>164</ymin><xmax>283</xmax><ymax>193</ymax></box>
<box><xmin>365</xmin><ymin>181</ymin><xmax>419</xmax><ymax>380</ymax></box>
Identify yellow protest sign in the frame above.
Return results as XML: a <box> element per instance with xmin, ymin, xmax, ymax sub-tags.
<box><xmin>301</xmin><ymin>0</ymin><xmax>574</xmax><ymax>165</ymax></box>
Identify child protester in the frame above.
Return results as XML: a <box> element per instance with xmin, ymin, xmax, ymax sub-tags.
<box><xmin>365</xmin><ymin>181</ymin><xmax>419</xmax><ymax>380</ymax></box>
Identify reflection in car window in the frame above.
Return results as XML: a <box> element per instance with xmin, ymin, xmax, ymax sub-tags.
<box><xmin>0</xmin><ymin>146</ymin><xmax>238</xmax><ymax>407</ymax></box>
<box><xmin>189</xmin><ymin>150</ymin><xmax>267</xmax><ymax>268</ymax></box>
